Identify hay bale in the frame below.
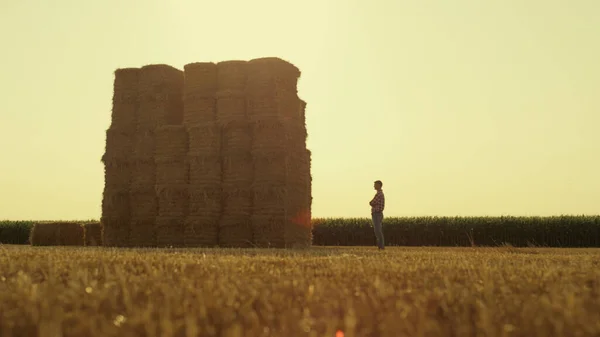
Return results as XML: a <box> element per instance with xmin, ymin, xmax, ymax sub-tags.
<box><xmin>221</xmin><ymin>124</ymin><xmax>252</xmax><ymax>155</ymax></box>
<box><xmin>101</xmin><ymin>188</ymin><xmax>130</xmax><ymax>219</ymax></box>
<box><xmin>188</xmin><ymin>155</ymin><xmax>221</xmax><ymax>186</ymax></box>
<box><xmin>222</xmin><ymin>188</ymin><xmax>252</xmax><ymax>217</ymax></box>
<box><xmin>222</xmin><ymin>154</ymin><xmax>253</xmax><ymax>188</ymax></box>
<box><xmin>132</xmin><ymin>131</ymin><xmax>155</xmax><ymax>158</ymax></box>
<box><xmin>130</xmin><ymin>217</ymin><xmax>156</xmax><ymax>247</ymax></box>
<box><xmin>246</xmin><ymin>57</ymin><xmax>300</xmax><ymax>95</ymax></box>
<box><xmin>184</xmin><ymin>215</ymin><xmax>219</xmax><ymax>247</ymax></box>
<box><xmin>215</xmin><ymin>90</ymin><xmax>247</xmax><ymax>127</ymax></box>
<box><xmin>188</xmin><ymin>185</ymin><xmax>222</xmax><ymax>217</ymax></box>
<box><xmin>250</xmin><ymin>119</ymin><xmax>307</xmax><ymax>152</ymax></box>
<box><xmin>104</xmin><ymin>128</ymin><xmax>133</xmax><ymax>159</ymax></box>
<box><xmin>247</xmin><ymin>93</ymin><xmax>300</xmax><ymax>119</ymax></box>
<box><xmin>184</xmin><ymin>62</ymin><xmax>218</xmax><ymax>96</ymax></box>
<box><xmin>83</xmin><ymin>222</ymin><xmax>103</xmax><ymax>246</ymax></box>
<box><xmin>156</xmin><ymin>185</ymin><xmax>189</xmax><ymax>217</ymax></box>
<box><xmin>111</xmin><ymin>68</ymin><xmax>139</xmax><ymax>131</ymax></box>
<box><xmin>101</xmin><ymin>159</ymin><xmax>131</xmax><ymax>188</ymax></box>
<box><xmin>251</xmin><ymin>214</ymin><xmax>286</xmax><ymax>248</ymax></box>
<box><xmin>218</xmin><ymin>215</ymin><xmax>253</xmax><ymax>248</ymax></box>
<box><xmin>183</xmin><ymin>96</ymin><xmax>216</xmax><ymax>125</ymax></box>
<box><xmin>101</xmin><ymin>216</ymin><xmax>130</xmax><ymax>247</ymax></box>
<box><xmin>155</xmin><ymin>125</ymin><xmax>188</xmax><ymax>158</ymax></box>
<box><xmin>30</xmin><ymin>222</ymin><xmax>85</xmax><ymax>246</ymax></box>
<box><xmin>156</xmin><ymin>216</ymin><xmax>184</xmax><ymax>247</ymax></box>
<box><xmin>217</xmin><ymin>60</ymin><xmax>247</xmax><ymax>91</ymax></box>
<box><xmin>129</xmin><ymin>187</ymin><xmax>158</xmax><ymax>218</ymax></box>
<box><xmin>137</xmin><ymin>65</ymin><xmax>184</xmax><ymax>131</ymax></box>
<box><xmin>155</xmin><ymin>157</ymin><xmax>188</xmax><ymax>185</ymax></box>
<box><xmin>187</xmin><ymin>123</ymin><xmax>221</xmax><ymax>156</ymax></box>
<box><xmin>130</xmin><ymin>159</ymin><xmax>156</xmax><ymax>190</ymax></box>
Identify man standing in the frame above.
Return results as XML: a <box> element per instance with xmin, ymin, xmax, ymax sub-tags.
<box><xmin>369</xmin><ymin>180</ymin><xmax>385</xmax><ymax>250</ymax></box>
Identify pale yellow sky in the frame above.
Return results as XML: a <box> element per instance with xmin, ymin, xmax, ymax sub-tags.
<box><xmin>0</xmin><ymin>0</ymin><xmax>598</xmax><ymax>220</ymax></box>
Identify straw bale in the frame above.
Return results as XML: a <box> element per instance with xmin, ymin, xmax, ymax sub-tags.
<box><xmin>188</xmin><ymin>155</ymin><xmax>221</xmax><ymax>186</ymax></box>
<box><xmin>247</xmin><ymin>93</ymin><xmax>300</xmax><ymax>119</ymax></box>
<box><xmin>184</xmin><ymin>62</ymin><xmax>218</xmax><ymax>96</ymax></box>
<box><xmin>188</xmin><ymin>185</ymin><xmax>222</xmax><ymax>217</ymax></box>
<box><xmin>251</xmin><ymin>214</ymin><xmax>286</xmax><ymax>248</ymax></box>
<box><xmin>101</xmin><ymin>217</ymin><xmax>130</xmax><ymax>247</ymax></box>
<box><xmin>251</xmin><ymin>120</ymin><xmax>307</xmax><ymax>152</ymax></box>
<box><xmin>102</xmin><ymin>161</ymin><xmax>131</xmax><ymax>188</ymax></box>
<box><xmin>130</xmin><ymin>159</ymin><xmax>156</xmax><ymax>190</ymax></box>
<box><xmin>221</xmin><ymin>124</ymin><xmax>252</xmax><ymax>154</ymax></box>
<box><xmin>156</xmin><ymin>184</ymin><xmax>189</xmax><ymax>217</ymax></box>
<box><xmin>57</xmin><ymin>222</ymin><xmax>85</xmax><ymax>246</ymax></box>
<box><xmin>104</xmin><ymin>128</ymin><xmax>133</xmax><ymax>158</ymax></box>
<box><xmin>129</xmin><ymin>188</ymin><xmax>158</xmax><ymax>218</ymax></box>
<box><xmin>222</xmin><ymin>154</ymin><xmax>253</xmax><ymax>187</ymax></box>
<box><xmin>138</xmin><ymin>64</ymin><xmax>184</xmax><ymax>92</ymax></box>
<box><xmin>222</xmin><ymin>188</ymin><xmax>252</xmax><ymax>216</ymax></box>
<box><xmin>129</xmin><ymin>216</ymin><xmax>157</xmax><ymax>247</ymax></box>
<box><xmin>184</xmin><ymin>215</ymin><xmax>219</xmax><ymax>247</ymax></box>
<box><xmin>252</xmin><ymin>152</ymin><xmax>287</xmax><ymax>186</ymax></box>
<box><xmin>183</xmin><ymin>96</ymin><xmax>217</xmax><ymax>125</ymax></box>
<box><xmin>252</xmin><ymin>185</ymin><xmax>286</xmax><ymax>215</ymax></box>
<box><xmin>218</xmin><ymin>215</ymin><xmax>253</xmax><ymax>248</ymax></box>
<box><xmin>83</xmin><ymin>222</ymin><xmax>103</xmax><ymax>246</ymax></box>
<box><xmin>137</xmin><ymin>101</ymin><xmax>184</xmax><ymax>131</ymax></box>
<box><xmin>156</xmin><ymin>216</ymin><xmax>184</xmax><ymax>247</ymax></box>
<box><xmin>113</xmin><ymin>68</ymin><xmax>140</xmax><ymax>90</ymax></box>
<box><xmin>246</xmin><ymin>57</ymin><xmax>300</xmax><ymax>95</ymax></box>
<box><xmin>215</xmin><ymin>90</ymin><xmax>247</xmax><ymax>127</ymax></box>
<box><xmin>155</xmin><ymin>157</ymin><xmax>188</xmax><ymax>185</ymax></box>
<box><xmin>132</xmin><ymin>131</ymin><xmax>155</xmax><ymax>158</ymax></box>
<box><xmin>217</xmin><ymin>60</ymin><xmax>247</xmax><ymax>91</ymax></box>
<box><xmin>187</xmin><ymin>123</ymin><xmax>221</xmax><ymax>156</ymax></box>
<box><xmin>110</xmin><ymin>101</ymin><xmax>137</xmax><ymax>131</ymax></box>
<box><xmin>29</xmin><ymin>223</ymin><xmax>58</xmax><ymax>246</ymax></box>
<box><xmin>101</xmin><ymin>188</ymin><xmax>130</xmax><ymax>218</ymax></box>
<box><xmin>155</xmin><ymin>125</ymin><xmax>188</xmax><ymax>158</ymax></box>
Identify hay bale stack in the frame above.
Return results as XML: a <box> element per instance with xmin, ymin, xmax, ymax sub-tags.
<box><xmin>182</xmin><ymin>62</ymin><xmax>224</xmax><ymax>247</ymax></box>
<box><xmin>246</xmin><ymin>57</ymin><xmax>311</xmax><ymax>248</ymax></box>
<box><xmin>216</xmin><ymin>61</ymin><xmax>254</xmax><ymax>247</ymax></box>
<box><xmin>30</xmin><ymin>222</ymin><xmax>85</xmax><ymax>246</ymax></box>
<box><xmin>101</xmin><ymin>68</ymin><xmax>140</xmax><ymax>247</ymax></box>
<box><xmin>83</xmin><ymin>222</ymin><xmax>103</xmax><ymax>246</ymax></box>
<box><xmin>183</xmin><ymin>62</ymin><xmax>217</xmax><ymax>125</ymax></box>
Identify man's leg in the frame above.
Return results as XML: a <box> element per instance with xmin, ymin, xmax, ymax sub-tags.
<box><xmin>372</xmin><ymin>212</ymin><xmax>385</xmax><ymax>249</ymax></box>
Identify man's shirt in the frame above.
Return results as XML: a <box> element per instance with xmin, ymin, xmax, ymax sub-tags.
<box><xmin>370</xmin><ymin>190</ymin><xmax>385</xmax><ymax>213</ymax></box>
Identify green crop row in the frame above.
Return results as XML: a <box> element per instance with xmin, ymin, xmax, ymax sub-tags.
<box><xmin>2</xmin><ymin>216</ymin><xmax>599</xmax><ymax>247</ymax></box>
<box><xmin>312</xmin><ymin>216</ymin><xmax>600</xmax><ymax>247</ymax></box>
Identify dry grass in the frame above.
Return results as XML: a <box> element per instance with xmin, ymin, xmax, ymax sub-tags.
<box><xmin>0</xmin><ymin>246</ymin><xmax>598</xmax><ymax>336</ymax></box>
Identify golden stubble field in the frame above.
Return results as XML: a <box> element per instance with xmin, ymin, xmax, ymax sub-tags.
<box><xmin>0</xmin><ymin>245</ymin><xmax>599</xmax><ymax>337</ymax></box>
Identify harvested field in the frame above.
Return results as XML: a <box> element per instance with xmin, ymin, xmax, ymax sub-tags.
<box><xmin>0</xmin><ymin>246</ymin><xmax>598</xmax><ymax>336</ymax></box>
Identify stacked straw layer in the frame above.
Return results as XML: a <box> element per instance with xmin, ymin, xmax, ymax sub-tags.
<box><xmin>246</xmin><ymin>57</ymin><xmax>311</xmax><ymax>248</ymax></box>
<box><xmin>137</xmin><ymin>65</ymin><xmax>184</xmax><ymax>132</ymax></box>
<box><xmin>30</xmin><ymin>222</ymin><xmax>85</xmax><ymax>246</ymax></box>
<box><xmin>101</xmin><ymin>68</ymin><xmax>140</xmax><ymax>247</ymax></box>
<box><xmin>183</xmin><ymin>62</ymin><xmax>220</xmax><ymax>247</ymax></box>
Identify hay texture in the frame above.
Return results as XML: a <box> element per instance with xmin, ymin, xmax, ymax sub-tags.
<box><xmin>101</xmin><ymin>187</ymin><xmax>130</xmax><ymax>219</ymax></box>
<box><xmin>246</xmin><ymin>57</ymin><xmax>300</xmax><ymax>96</ymax></box>
<box><xmin>184</xmin><ymin>62</ymin><xmax>218</xmax><ymax>97</ymax></box>
<box><xmin>83</xmin><ymin>222</ymin><xmax>103</xmax><ymax>246</ymax></box>
<box><xmin>130</xmin><ymin>159</ymin><xmax>156</xmax><ymax>190</ymax></box>
<box><xmin>251</xmin><ymin>119</ymin><xmax>307</xmax><ymax>153</ymax></box>
<box><xmin>187</xmin><ymin>123</ymin><xmax>221</xmax><ymax>156</ymax></box>
<box><xmin>111</xmin><ymin>68</ymin><xmax>139</xmax><ymax>131</ymax></box>
<box><xmin>156</xmin><ymin>185</ymin><xmax>188</xmax><ymax>217</ymax></box>
<box><xmin>219</xmin><ymin>215</ymin><xmax>253</xmax><ymax>248</ymax></box>
<box><xmin>155</xmin><ymin>157</ymin><xmax>188</xmax><ymax>185</ymax></box>
<box><xmin>183</xmin><ymin>97</ymin><xmax>216</xmax><ymax>126</ymax></box>
<box><xmin>101</xmin><ymin>217</ymin><xmax>130</xmax><ymax>247</ymax></box>
<box><xmin>30</xmin><ymin>222</ymin><xmax>84</xmax><ymax>246</ymax></box>
<box><xmin>137</xmin><ymin>64</ymin><xmax>184</xmax><ymax>131</ymax></box>
<box><xmin>102</xmin><ymin>160</ymin><xmax>131</xmax><ymax>189</ymax></box>
<box><xmin>132</xmin><ymin>131</ymin><xmax>156</xmax><ymax>159</ymax></box>
<box><xmin>129</xmin><ymin>188</ymin><xmax>158</xmax><ymax>218</ymax></box>
<box><xmin>104</xmin><ymin>129</ymin><xmax>133</xmax><ymax>160</ymax></box>
<box><xmin>247</xmin><ymin>93</ymin><xmax>301</xmax><ymax>121</ymax></box>
<box><xmin>221</xmin><ymin>154</ymin><xmax>253</xmax><ymax>190</ymax></box>
<box><xmin>155</xmin><ymin>125</ymin><xmax>188</xmax><ymax>158</ymax></box>
<box><xmin>130</xmin><ymin>217</ymin><xmax>157</xmax><ymax>247</ymax></box>
<box><xmin>188</xmin><ymin>156</ymin><xmax>221</xmax><ymax>187</ymax></box>
<box><xmin>184</xmin><ymin>216</ymin><xmax>219</xmax><ymax>247</ymax></box>
<box><xmin>188</xmin><ymin>185</ymin><xmax>222</xmax><ymax>217</ymax></box>
<box><xmin>217</xmin><ymin>60</ymin><xmax>247</xmax><ymax>91</ymax></box>
<box><xmin>216</xmin><ymin>90</ymin><xmax>247</xmax><ymax>127</ymax></box>
<box><xmin>156</xmin><ymin>216</ymin><xmax>184</xmax><ymax>247</ymax></box>
<box><xmin>221</xmin><ymin>124</ymin><xmax>252</xmax><ymax>155</ymax></box>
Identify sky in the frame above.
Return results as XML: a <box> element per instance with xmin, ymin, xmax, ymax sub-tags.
<box><xmin>0</xmin><ymin>0</ymin><xmax>598</xmax><ymax>220</ymax></box>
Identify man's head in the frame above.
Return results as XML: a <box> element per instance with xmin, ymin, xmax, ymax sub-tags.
<box><xmin>374</xmin><ymin>180</ymin><xmax>383</xmax><ymax>190</ymax></box>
